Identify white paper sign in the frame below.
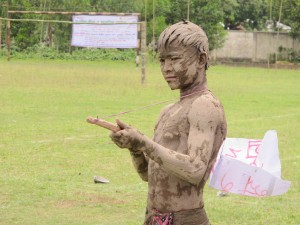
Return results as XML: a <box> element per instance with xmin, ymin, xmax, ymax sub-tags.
<box><xmin>71</xmin><ymin>15</ymin><xmax>138</xmax><ymax>48</ymax></box>
<box><xmin>210</xmin><ymin>130</ymin><xmax>291</xmax><ymax>196</ymax></box>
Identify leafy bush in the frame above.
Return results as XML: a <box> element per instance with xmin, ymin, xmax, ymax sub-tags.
<box><xmin>278</xmin><ymin>46</ymin><xmax>300</xmax><ymax>63</ymax></box>
<box><xmin>0</xmin><ymin>44</ymin><xmax>137</xmax><ymax>61</ymax></box>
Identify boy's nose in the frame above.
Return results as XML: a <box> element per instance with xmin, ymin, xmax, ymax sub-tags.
<box><xmin>162</xmin><ymin>58</ymin><xmax>172</xmax><ymax>72</ymax></box>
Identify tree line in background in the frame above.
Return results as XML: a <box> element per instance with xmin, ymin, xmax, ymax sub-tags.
<box><xmin>0</xmin><ymin>0</ymin><xmax>299</xmax><ymax>56</ymax></box>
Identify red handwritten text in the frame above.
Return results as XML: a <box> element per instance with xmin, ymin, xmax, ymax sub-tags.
<box><xmin>246</xmin><ymin>140</ymin><xmax>262</xmax><ymax>166</ymax></box>
<box><xmin>220</xmin><ymin>174</ymin><xmax>234</xmax><ymax>192</ymax></box>
<box><xmin>241</xmin><ymin>175</ymin><xmax>268</xmax><ymax>197</ymax></box>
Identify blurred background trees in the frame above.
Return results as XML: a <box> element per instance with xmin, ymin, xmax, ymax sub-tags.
<box><xmin>0</xmin><ymin>0</ymin><xmax>299</xmax><ymax>53</ymax></box>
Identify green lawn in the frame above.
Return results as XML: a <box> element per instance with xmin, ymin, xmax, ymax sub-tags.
<box><xmin>0</xmin><ymin>59</ymin><xmax>299</xmax><ymax>225</ymax></box>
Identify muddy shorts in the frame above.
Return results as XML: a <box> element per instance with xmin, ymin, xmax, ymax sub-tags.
<box><xmin>145</xmin><ymin>207</ymin><xmax>210</xmax><ymax>225</ymax></box>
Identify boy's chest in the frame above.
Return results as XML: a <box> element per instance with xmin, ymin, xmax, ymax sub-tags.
<box><xmin>154</xmin><ymin>101</ymin><xmax>192</xmax><ymax>144</ymax></box>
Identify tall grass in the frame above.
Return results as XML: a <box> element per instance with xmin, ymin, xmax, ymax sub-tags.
<box><xmin>0</xmin><ymin>59</ymin><xmax>299</xmax><ymax>225</ymax></box>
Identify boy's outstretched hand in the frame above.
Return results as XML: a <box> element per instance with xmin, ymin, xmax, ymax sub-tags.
<box><xmin>110</xmin><ymin>119</ymin><xmax>147</xmax><ymax>151</ymax></box>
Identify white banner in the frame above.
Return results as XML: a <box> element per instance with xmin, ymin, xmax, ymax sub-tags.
<box><xmin>71</xmin><ymin>15</ymin><xmax>138</xmax><ymax>48</ymax></box>
<box><xmin>210</xmin><ymin>130</ymin><xmax>291</xmax><ymax>197</ymax></box>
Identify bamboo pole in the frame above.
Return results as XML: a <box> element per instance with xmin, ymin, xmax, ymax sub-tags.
<box><xmin>0</xmin><ymin>1</ymin><xmax>2</xmax><ymax>53</ymax></box>
<box><xmin>0</xmin><ymin>18</ymin><xmax>2</xmax><ymax>53</ymax></box>
<box><xmin>275</xmin><ymin>0</ymin><xmax>283</xmax><ymax>67</ymax></box>
<box><xmin>135</xmin><ymin>22</ymin><xmax>140</xmax><ymax>68</ymax></box>
<box><xmin>269</xmin><ymin>0</ymin><xmax>273</xmax><ymax>20</ymax></box>
<box><xmin>8</xmin><ymin>10</ymin><xmax>140</xmax><ymax>16</ymax></box>
<box><xmin>6</xmin><ymin>0</ymin><xmax>10</xmax><ymax>61</ymax></box>
<box><xmin>187</xmin><ymin>0</ymin><xmax>190</xmax><ymax>21</ymax></box>
<box><xmin>0</xmin><ymin>17</ymin><xmax>142</xmax><ymax>25</ymax></box>
<box><xmin>142</xmin><ymin>0</ymin><xmax>147</xmax><ymax>69</ymax></box>
<box><xmin>152</xmin><ymin>0</ymin><xmax>155</xmax><ymax>62</ymax></box>
<box><xmin>144</xmin><ymin>0</ymin><xmax>147</xmax><ymax>24</ymax></box>
<box><xmin>141</xmin><ymin>22</ymin><xmax>147</xmax><ymax>84</ymax></box>
<box><xmin>39</xmin><ymin>0</ymin><xmax>47</xmax><ymax>45</ymax></box>
<box><xmin>135</xmin><ymin>14</ymin><xmax>141</xmax><ymax>68</ymax></box>
<box><xmin>7</xmin><ymin>17</ymin><xmax>10</xmax><ymax>61</ymax></box>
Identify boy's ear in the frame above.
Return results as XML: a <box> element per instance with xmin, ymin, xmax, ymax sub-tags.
<box><xmin>199</xmin><ymin>52</ymin><xmax>207</xmax><ymax>68</ymax></box>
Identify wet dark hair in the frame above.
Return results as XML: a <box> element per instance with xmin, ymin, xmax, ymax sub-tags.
<box><xmin>158</xmin><ymin>20</ymin><xmax>210</xmax><ymax>70</ymax></box>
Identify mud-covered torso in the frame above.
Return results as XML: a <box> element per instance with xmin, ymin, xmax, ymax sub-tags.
<box><xmin>148</xmin><ymin>93</ymin><xmax>207</xmax><ymax>212</ymax></box>
<box><xmin>154</xmin><ymin>97</ymin><xmax>192</xmax><ymax>154</ymax></box>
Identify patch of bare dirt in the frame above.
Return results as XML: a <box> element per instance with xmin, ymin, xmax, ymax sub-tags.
<box><xmin>56</xmin><ymin>192</ymin><xmax>126</xmax><ymax>208</ymax></box>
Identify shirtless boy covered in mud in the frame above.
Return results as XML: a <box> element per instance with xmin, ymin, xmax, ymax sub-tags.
<box><xmin>110</xmin><ymin>21</ymin><xmax>227</xmax><ymax>225</ymax></box>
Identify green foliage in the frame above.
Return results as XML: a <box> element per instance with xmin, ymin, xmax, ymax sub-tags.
<box><xmin>144</xmin><ymin>0</ymin><xmax>171</xmax><ymax>43</ymax></box>
<box><xmin>2</xmin><ymin>0</ymin><xmax>300</xmax><ymax>52</ymax></box>
<box><xmin>282</xmin><ymin>0</ymin><xmax>300</xmax><ymax>39</ymax></box>
<box><xmin>147</xmin><ymin>16</ymin><xmax>168</xmax><ymax>44</ymax></box>
<box><xmin>191</xmin><ymin>0</ymin><xmax>227</xmax><ymax>50</ymax></box>
<box><xmin>164</xmin><ymin>0</ymin><xmax>186</xmax><ymax>24</ymax></box>
<box><xmin>0</xmin><ymin>44</ymin><xmax>136</xmax><ymax>61</ymax></box>
<box><xmin>0</xmin><ymin>0</ymin><xmax>6</xmax><ymax>17</ymax></box>
<box><xmin>88</xmin><ymin>0</ymin><xmax>143</xmax><ymax>13</ymax></box>
<box><xmin>235</xmin><ymin>0</ymin><xmax>268</xmax><ymax>30</ymax></box>
<box><xmin>267</xmin><ymin>0</ymin><xmax>300</xmax><ymax>39</ymax></box>
<box><xmin>14</xmin><ymin>23</ymin><xmax>39</xmax><ymax>49</ymax></box>
<box><xmin>277</xmin><ymin>46</ymin><xmax>300</xmax><ymax>62</ymax></box>
<box><xmin>222</xmin><ymin>0</ymin><xmax>239</xmax><ymax>26</ymax></box>
<box><xmin>161</xmin><ymin>0</ymin><xmax>227</xmax><ymax>50</ymax></box>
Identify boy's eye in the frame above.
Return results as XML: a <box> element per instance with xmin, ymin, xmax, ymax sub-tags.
<box><xmin>171</xmin><ymin>57</ymin><xmax>181</xmax><ymax>61</ymax></box>
<box><xmin>159</xmin><ymin>58</ymin><xmax>165</xmax><ymax>63</ymax></box>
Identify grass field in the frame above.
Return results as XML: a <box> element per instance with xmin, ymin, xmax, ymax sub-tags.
<box><xmin>0</xmin><ymin>59</ymin><xmax>299</xmax><ymax>225</ymax></box>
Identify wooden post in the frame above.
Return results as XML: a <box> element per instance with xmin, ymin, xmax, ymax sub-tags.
<box><xmin>275</xmin><ymin>0</ymin><xmax>283</xmax><ymax>67</ymax></box>
<box><xmin>0</xmin><ymin>18</ymin><xmax>2</xmax><ymax>53</ymax></box>
<box><xmin>187</xmin><ymin>0</ymin><xmax>190</xmax><ymax>21</ymax></box>
<box><xmin>0</xmin><ymin>1</ymin><xmax>2</xmax><ymax>53</ymax></box>
<box><xmin>136</xmin><ymin>22</ymin><xmax>140</xmax><ymax>68</ymax></box>
<box><xmin>152</xmin><ymin>0</ymin><xmax>156</xmax><ymax>62</ymax></box>
<box><xmin>69</xmin><ymin>23</ymin><xmax>73</xmax><ymax>55</ymax></box>
<box><xmin>141</xmin><ymin>22</ymin><xmax>146</xmax><ymax>84</ymax></box>
<box><xmin>6</xmin><ymin>0</ymin><xmax>10</xmax><ymax>61</ymax></box>
<box><xmin>7</xmin><ymin>10</ymin><xmax>140</xmax><ymax>16</ymax></box>
<box><xmin>135</xmin><ymin>16</ymin><xmax>141</xmax><ymax>67</ymax></box>
<box><xmin>39</xmin><ymin>0</ymin><xmax>47</xmax><ymax>45</ymax></box>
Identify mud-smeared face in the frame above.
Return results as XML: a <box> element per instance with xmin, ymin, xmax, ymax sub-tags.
<box><xmin>159</xmin><ymin>43</ymin><xmax>200</xmax><ymax>90</ymax></box>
